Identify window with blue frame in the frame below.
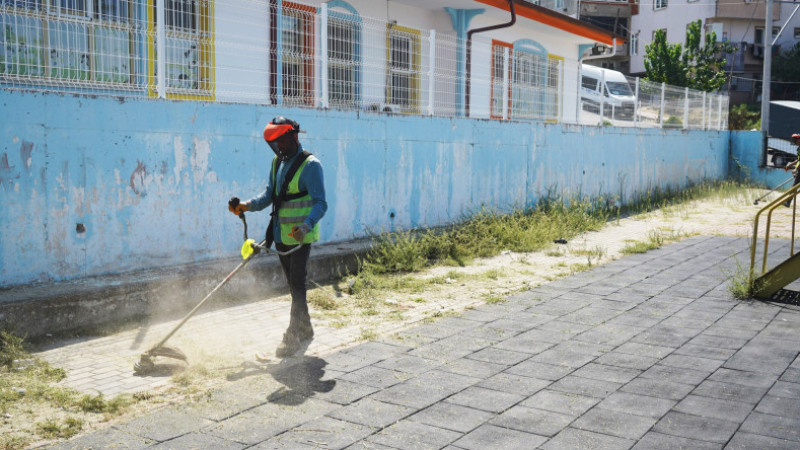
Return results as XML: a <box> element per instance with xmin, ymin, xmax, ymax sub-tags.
<box><xmin>0</xmin><ymin>0</ymin><xmax>136</xmax><ymax>86</ymax></box>
<box><xmin>510</xmin><ymin>39</ymin><xmax>561</xmax><ymax>121</ymax></box>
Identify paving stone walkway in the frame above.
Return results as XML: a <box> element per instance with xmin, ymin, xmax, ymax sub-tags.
<box><xmin>48</xmin><ymin>236</ymin><xmax>800</xmax><ymax>449</ymax></box>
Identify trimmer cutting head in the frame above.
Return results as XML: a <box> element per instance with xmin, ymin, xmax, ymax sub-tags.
<box><xmin>133</xmin><ymin>345</ymin><xmax>188</xmax><ymax>375</ymax></box>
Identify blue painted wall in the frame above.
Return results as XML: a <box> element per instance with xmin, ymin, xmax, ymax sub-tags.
<box><xmin>1</xmin><ymin>90</ymin><xmax>732</xmax><ymax>287</ymax></box>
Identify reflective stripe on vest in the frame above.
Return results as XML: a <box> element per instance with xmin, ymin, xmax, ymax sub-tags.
<box><xmin>273</xmin><ymin>156</ymin><xmax>320</xmax><ymax>244</ymax></box>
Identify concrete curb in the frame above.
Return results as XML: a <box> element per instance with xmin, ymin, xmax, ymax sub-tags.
<box><xmin>0</xmin><ymin>240</ymin><xmax>371</xmax><ymax>339</ymax></box>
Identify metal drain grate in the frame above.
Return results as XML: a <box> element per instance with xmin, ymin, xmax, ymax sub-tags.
<box><xmin>768</xmin><ymin>289</ymin><xmax>800</xmax><ymax>306</ymax></box>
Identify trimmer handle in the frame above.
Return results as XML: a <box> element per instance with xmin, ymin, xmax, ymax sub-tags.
<box><xmin>229</xmin><ymin>196</ymin><xmax>248</xmax><ymax>241</ymax></box>
<box><xmin>228</xmin><ymin>196</ymin><xmax>245</xmax><ymax>218</ymax></box>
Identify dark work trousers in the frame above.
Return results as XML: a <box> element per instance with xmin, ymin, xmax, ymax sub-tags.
<box><xmin>275</xmin><ymin>242</ymin><xmax>312</xmax><ymax>331</ymax></box>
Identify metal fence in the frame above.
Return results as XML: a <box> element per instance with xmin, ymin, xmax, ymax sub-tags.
<box><xmin>1</xmin><ymin>0</ymin><xmax>728</xmax><ymax>129</ymax></box>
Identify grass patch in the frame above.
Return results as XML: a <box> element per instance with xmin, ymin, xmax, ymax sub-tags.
<box><xmin>359</xmin><ymin>328</ymin><xmax>378</xmax><ymax>341</ymax></box>
<box><xmin>621</xmin><ymin>229</ymin><xmax>690</xmax><ymax>255</ymax></box>
<box><xmin>0</xmin><ymin>330</ymin><xmax>142</xmax><ymax>446</ymax></box>
<box><xmin>725</xmin><ymin>258</ymin><xmax>762</xmax><ymax>300</ymax></box>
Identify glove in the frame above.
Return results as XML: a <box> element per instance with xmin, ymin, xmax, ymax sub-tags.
<box><xmin>290</xmin><ymin>224</ymin><xmax>310</xmax><ymax>242</ymax></box>
<box><xmin>228</xmin><ymin>197</ymin><xmax>250</xmax><ymax>216</ymax></box>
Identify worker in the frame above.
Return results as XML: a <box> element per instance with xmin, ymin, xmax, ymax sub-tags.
<box><xmin>229</xmin><ymin>116</ymin><xmax>327</xmax><ymax>358</ymax></box>
<box><xmin>783</xmin><ymin>133</ymin><xmax>800</xmax><ymax>207</ymax></box>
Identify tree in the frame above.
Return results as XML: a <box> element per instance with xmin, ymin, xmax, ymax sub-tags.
<box><xmin>644</xmin><ymin>20</ymin><xmax>734</xmax><ymax>92</ymax></box>
<box><xmin>643</xmin><ymin>29</ymin><xmax>686</xmax><ymax>87</ymax></box>
<box><xmin>772</xmin><ymin>42</ymin><xmax>800</xmax><ymax>100</ymax></box>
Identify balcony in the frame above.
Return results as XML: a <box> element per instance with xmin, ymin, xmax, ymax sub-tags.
<box><xmin>715</xmin><ymin>0</ymin><xmax>779</xmax><ymax>20</ymax></box>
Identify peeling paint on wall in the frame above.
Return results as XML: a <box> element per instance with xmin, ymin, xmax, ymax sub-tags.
<box><xmin>129</xmin><ymin>161</ymin><xmax>147</xmax><ymax>196</ymax></box>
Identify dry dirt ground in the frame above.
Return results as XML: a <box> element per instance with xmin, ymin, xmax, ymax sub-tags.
<box><xmin>11</xmin><ymin>187</ymin><xmax>800</xmax><ymax>448</ymax></box>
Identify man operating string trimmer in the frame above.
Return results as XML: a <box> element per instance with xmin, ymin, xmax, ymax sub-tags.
<box><xmin>782</xmin><ymin>133</ymin><xmax>800</xmax><ymax>207</ymax></box>
<box><xmin>229</xmin><ymin>116</ymin><xmax>327</xmax><ymax>358</ymax></box>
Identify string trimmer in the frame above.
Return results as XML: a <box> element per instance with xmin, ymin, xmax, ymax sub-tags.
<box><xmin>133</xmin><ymin>198</ymin><xmax>301</xmax><ymax>375</ymax></box>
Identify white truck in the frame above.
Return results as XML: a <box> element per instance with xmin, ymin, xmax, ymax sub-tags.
<box><xmin>580</xmin><ymin>64</ymin><xmax>636</xmax><ymax>120</ymax></box>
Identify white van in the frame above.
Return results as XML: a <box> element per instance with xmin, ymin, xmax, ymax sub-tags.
<box><xmin>580</xmin><ymin>64</ymin><xmax>636</xmax><ymax>120</ymax></box>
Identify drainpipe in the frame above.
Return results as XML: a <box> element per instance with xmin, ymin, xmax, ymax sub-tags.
<box><xmin>465</xmin><ymin>0</ymin><xmax>516</xmax><ymax>118</ymax></box>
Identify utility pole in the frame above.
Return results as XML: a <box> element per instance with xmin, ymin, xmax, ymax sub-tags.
<box><xmin>760</xmin><ymin>0</ymin><xmax>773</xmax><ymax>133</ymax></box>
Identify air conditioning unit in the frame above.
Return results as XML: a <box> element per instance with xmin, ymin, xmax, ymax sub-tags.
<box><xmin>367</xmin><ymin>103</ymin><xmax>403</xmax><ymax>114</ymax></box>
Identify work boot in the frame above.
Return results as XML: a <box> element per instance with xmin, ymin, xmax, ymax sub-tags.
<box><xmin>275</xmin><ymin>331</ymin><xmax>301</xmax><ymax>358</ymax></box>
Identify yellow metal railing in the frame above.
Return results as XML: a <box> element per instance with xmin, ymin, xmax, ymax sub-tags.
<box><xmin>750</xmin><ymin>181</ymin><xmax>800</xmax><ymax>284</ymax></box>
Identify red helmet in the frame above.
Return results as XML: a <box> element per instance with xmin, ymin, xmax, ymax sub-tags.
<box><xmin>263</xmin><ymin>116</ymin><xmax>300</xmax><ymax>142</ymax></box>
<box><xmin>792</xmin><ymin>133</ymin><xmax>800</xmax><ymax>144</ymax></box>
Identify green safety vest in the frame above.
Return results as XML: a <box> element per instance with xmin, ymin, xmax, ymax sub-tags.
<box><xmin>270</xmin><ymin>152</ymin><xmax>320</xmax><ymax>244</ymax></box>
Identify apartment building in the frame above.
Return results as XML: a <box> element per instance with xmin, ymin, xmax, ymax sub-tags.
<box><xmin>629</xmin><ymin>0</ymin><xmax>800</xmax><ymax>103</ymax></box>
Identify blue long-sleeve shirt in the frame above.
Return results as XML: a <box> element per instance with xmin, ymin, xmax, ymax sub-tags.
<box><xmin>247</xmin><ymin>145</ymin><xmax>327</xmax><ymax>243</ymax></box>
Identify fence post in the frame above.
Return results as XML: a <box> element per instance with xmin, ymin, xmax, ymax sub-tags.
<box><xmin>659</xmin><ymin>82</ymin><xmax>665</xmax><ymax>128</ymax></box>
<box><xmin>156</xmin><ymin>0</ymin><xmax>166</xmax><ymax>98</ymax></box>
<box><xmin>320</xmin><ymin>3</ymin><xmax>329</xmax><ymax>109</ymax></box>
<box><xmin>558</xmin><ymin>58</ymin><xmax>564</xmax><ymax>123</ymax></box>
<box><xmin>717</xmin><ymin>95</ymin><xmax>722</xmax><ymax>130</ymax></box>
<box><xmin>702</xmin><ymin>91</ymin><xmax>707</xmax><ymax>130</ymax></box>
<box><xmin>634</xmin><ymin>77</ymin><xmax>639</xmax><ymax>126</ymax></box>
<box><xmin>683</xmin><ymin>87</ymin><xmax>689</xmax><ymax>130</ymax></box>
<box><xmin>428</xmin><ymin>30</ymin><xmax>435</xmax><ymax>116</ymax></box>
<box><xmin>502</xmin><ymin>46</ymin><xmax>509</xmax><ymax>120</ymax></box>
<box><xmin>600</xmin><ymin>70</ymin><xmax>605</xmax><ymax>124</ymax></box>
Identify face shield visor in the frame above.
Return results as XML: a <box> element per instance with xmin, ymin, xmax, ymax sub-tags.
<box><xmin>263</xmin><ymin>123</ymin><xmax>298</xmax><ymax>161</ymax></box>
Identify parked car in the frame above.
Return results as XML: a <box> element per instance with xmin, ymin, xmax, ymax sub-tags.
<box><xmin>580</xmin><ymin>64</ymin><xmax>635</xmax><ymax>120</ymax></box>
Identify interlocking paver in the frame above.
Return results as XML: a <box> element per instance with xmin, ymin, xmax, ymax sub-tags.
<box><xmin>596</xmin><ymin>391</ymin><xmax>675</xmax><ymax>419</ymax></box>
<box><xmin>541</xmin><ymin>427</ymin><xmax>635</xmax><ymax>450</ymax></box>
<box><xmin>572</xmin><ymin>407</ymin><xmax>657</xmax><ymax>440</ymax></box>
<box><xmin>672</xmin><ymin>394</ymin><xmax>755</xmax><ymax>422</ymax></box>
<box><xmin>326</xmin><ymin>398</ymin><xmax>414</xmax><ymax>429</ymax></box>
<box><xmin>652</xmin><ymin>411</ymin><xmax>739</xmax><ymax>444</ymax></box>
<box><xmin>452</xmin><ymin>424</ymin><xmax>547</xmax><ymax>450</ymax></box>
<box><xmin>408</xmin><ymin>402</ymin><xmax>494</xmax><ymax>433</ymax></box>
<box><xmin>489</xmin><ymin>404</ymin><xmax>573</xmax><ymax>437</ymax></box>
<box><xmin>520</xmin><ymin>389</ymin><xmax>599</xmax><ymax>417</ymax></box>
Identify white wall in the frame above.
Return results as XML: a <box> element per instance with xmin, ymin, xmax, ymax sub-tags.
<box><xmin>213</xmin><ymin>0</ymin><xmax>602</xmax><ymax>122</ymax></box>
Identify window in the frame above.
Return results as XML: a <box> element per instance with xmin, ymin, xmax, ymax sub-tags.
<box><xmin>581</xmin><ymin>75</ymin><xmax>597</xmax><ymax>90</ymax></box>
<box><xmin>630</xmin><ymin>32</ymin><xmax>638</xmax><ymax>56</ymax></box>
<box><xmin>654</xmin><ymin>0</ymin><xmax>667</xmax><ymax>10</ymax></box>
<box><xmin>386</xmin><ymin>24</ymin><xmax>420</xmax><ymax>113</ymax></box>
<box><xmin>153</xmin><ymin>0</ymin><xmax>213</xmax><ymax>98</ymax></box>
<box><xmin>279</xmin><ymin>2</ymin><xmax>314</xmax><ymax>106</ymax></box>
<box><xmin>554</xmin><ymin>0</ymin><xmax>564</xmax><ymax>10</ymax></box>
<box><xmin>328</xmin><ymin>12</ymin><xmax>360</xmax><ymax>108</ymax></box>
<box><xmin>490</xmin><ymin>40</ymin><xmax>512</xmax><ymax>119</ymax></box>
<box><xmin>1</xmin><ymin>0</ymin><xmax>137</xmax><ymax>86</ymax></box>
<box><xmin>795</xmin><ymin>27</ymin><xmax>800</xmax><ymax>39</ymax></box>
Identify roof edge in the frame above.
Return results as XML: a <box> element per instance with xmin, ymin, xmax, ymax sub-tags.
<box><xmin>475</xmin><ymin>0</ymin><xmax>619</xmax><ymax>46</ymax></box>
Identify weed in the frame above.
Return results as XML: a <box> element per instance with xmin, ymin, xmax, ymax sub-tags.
<box><xmin>308</xmin><ymin>290</ymin><xmax>337</xmax><ymax>311</ymax></box>
<box><xmin>411</xmin><ymin>297</ymin><xmax>426</xmax><ymax>303</ymax></box>
<box><xmin>724</xmin><ymin>258</ymin><xmax>762</xmax><ymax>300</ymax></box>
<box><xmin>483</xmin><ymin>294</ymin><xmax>506</xmax><ymax>304</ymax></box>
<box><xmin>0</xmin><ymin>331</ymin><xmax>27</xmax><ymax>369</ymax></box>
<box><xmin>359</xmin><ymin>328</ymin><xmax>378</xmax><ymax>341</ymax></box>
<box><xmin>35</xmin><ymin>416</ymin><xmax>83</xmax><ymax>439</ymax></box>
<box><xmin>0</xmin><ymin>434</ymin><xmax>30</xmax><ymax>450</ymax></box>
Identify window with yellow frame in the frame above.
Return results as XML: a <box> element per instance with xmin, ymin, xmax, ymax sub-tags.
<box><xmin>148</xmin><ymin>0</ymin><xmax>215</xmax><ymax>99</ymax></box>
<box><xmin>386</xmin><ymin>24</ymin><xmax>420</xmax><ymax>113</ymax></box>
